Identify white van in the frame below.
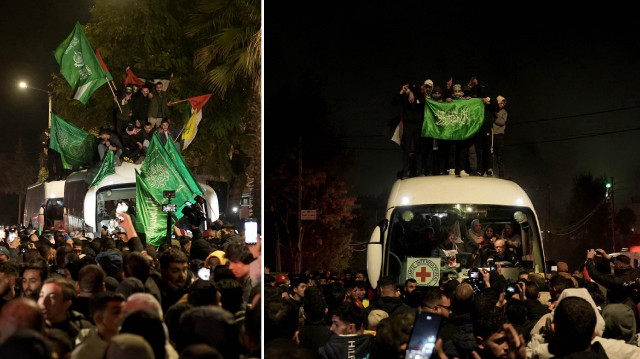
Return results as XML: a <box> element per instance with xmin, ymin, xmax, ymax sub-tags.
<box><xmin>367</xmin><ymin>176</ymin><xmax>547</xmax><ymax>288</ymax></box>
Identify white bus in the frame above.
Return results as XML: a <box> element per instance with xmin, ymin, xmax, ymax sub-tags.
<box><xmin>23</xmin><ymin>180</ymin><xmax>66</xmax><ymax>231</ymax></box>
<box><xmin>367</xmin><ymin>176</ymin><xmax>547</xmax><ymax>288</ymax></box>
<box><xmin>82</xmin><ymin>162</ymin><xmax>220</xmax><ymax>236</ymax></box>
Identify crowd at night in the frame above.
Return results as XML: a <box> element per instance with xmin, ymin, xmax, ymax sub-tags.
<box><xmin>264</xmin><ymin>243</ymin><xmax>640</xmax><ymax>358</ymax></box>
<box><xmin>0</xmin><ymin>211</ymin><xmax>260</xmax><ymax>358</ymax></box>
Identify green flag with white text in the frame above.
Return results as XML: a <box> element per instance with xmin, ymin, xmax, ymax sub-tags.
<box><xmin>89</xmin><ymin>150</ymin><xmax>115</xmax><ymax>187</ymax></box>
<box><xmin>422</xmin><ymin>98</ymin><xmax>485</xmax><ymax>140</ymax></box>
<box><xmin>164</xmin><ymin>137</ymin><xmax>203</xmax><ymax>196</ymax></box>
<box><xmin>49</xmin><ymin>113</ymin><xmax>97</xmax><ymax>170</ymax></box>
<box><xmin>135</xmin><ymin>170</ymin><xmax>170</xmax><ymax>246</ymax></box>
<box><xmin>140</xmin><ymin>134</ymin><xmax>197</xmax><ymax>219</ymax></box>
<box><xmin>54</xmin><ymin>22</ymin><xmax>112</xmax><ymax>104</ymax></box>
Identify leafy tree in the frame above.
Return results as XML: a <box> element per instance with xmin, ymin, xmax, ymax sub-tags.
<box><xmin>266</xmin><ymin>153</ymin><xmax>357</xmax><ymax>273</ymax></box>
<box><xmin>616</xmin><ymin>207</ymin><xmax>638</xmax><ymax>250</ymax></box>
<box><xmin>548</xmin><ymin>173</ymin><xmax>610</xmax><ymax>269</ymax></box>
<box><xmin>617</xmin><ymin>207</ymin><xmax>637</xmax><ymax>235</ymax></box>
<box><xmin>47</xmin><ymin>0</ymin><xmax>261</xmax><ymax>217</ymax></box>
<box><xmin>185</xmin><ymin>0</ymin><xmax>261</xmax><ymax>97</ymax></box>
<box><xmin>185</xmin><ymin>0</ymin><xmax>261</xmax><ymax>219</ymax></box>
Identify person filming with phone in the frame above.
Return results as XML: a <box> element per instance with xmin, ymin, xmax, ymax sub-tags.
<box><xmin>585</xmin><ymin>248</ymin><xmax>640</xmax><ymax>307</ymax></box>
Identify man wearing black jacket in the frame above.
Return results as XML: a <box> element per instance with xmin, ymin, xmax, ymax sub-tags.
<box><xmin>319</xmin><ymin>301</ymin><xmax>374</xmax><ymax>359</ymax></box>
<box><xmin>366</xmin><ymin>276</ymin><xmax>411</xmax><ymax>317</ymax></box>
<box><xmin>585</xmin><ymin>249</ymin><xmax>640</xmax><ymax>308</ymax></box>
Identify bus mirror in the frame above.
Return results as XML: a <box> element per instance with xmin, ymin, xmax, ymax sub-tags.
<box><xmin>367</xmin><ymin>241</ymin><xmax>382</xmax><ymax>289</ymax></box>
<box><xmin>367</xmin><ymin>220</ymin><xmax>387</xmax><ymax>289</ymax></box>
<box><xmin>514</xmin><ymin>211</ymin><xmax>528</xmax><ymax>224</ymax></box>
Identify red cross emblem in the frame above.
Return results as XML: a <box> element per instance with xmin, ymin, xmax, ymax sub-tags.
<box><xmin>416</xmin><ymin>266</ymin><xmax>432</xmax><ymax>283</ymax></box>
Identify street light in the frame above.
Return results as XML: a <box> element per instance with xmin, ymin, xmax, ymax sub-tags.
<box><xmin>18</xmin><ymin>81</ymin><xmax>52</xmax><ymax>128</ymax></box>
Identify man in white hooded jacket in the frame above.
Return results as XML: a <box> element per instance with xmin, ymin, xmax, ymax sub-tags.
<box><xmin>527</xmin><ymin>287</ymin><xmax>640</xmax><ymax>358</ymax></box>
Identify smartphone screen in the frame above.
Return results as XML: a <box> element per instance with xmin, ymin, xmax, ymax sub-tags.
<box><xmin>244</xmin><ymin>220</ymin><xmax>258</xmax><ymax>244</ymax></box>
<box><xmin>198</xmin><ymin>267</ymin><xmax>211</xmax><ymax>281</ymax></box>
<box><xmin>405</xmin><ymin>313</ymin><xmax>442</xmax><ymax>359</ymax></box>
<box><xmin>116</xmin><ymin>201</ymin><xmax>128</xmax><ymax>214</ymax></box>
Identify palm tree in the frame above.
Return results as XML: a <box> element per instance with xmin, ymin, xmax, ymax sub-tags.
<box><xmin>185</xmin><ymin>0</ymin><xmax>261</xmax><ymax>97</ymax></box>
<box><xmin>186</xmin><ymin>0</ymin><xmax>262</xmax><ymax>221</ymax></box>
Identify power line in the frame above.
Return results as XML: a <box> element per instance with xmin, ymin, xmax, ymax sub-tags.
<box><xmin>507</xmin><ymin>126</ymin><xmax>640</xmax><ymax>147</ymax></box>
<box><xmin>335</xmin><ymin>125</ymin><xmax>640</xmax><ymax>151</ymax></box>
<box><xmin>514</xmin><ymin>104</ymin><xmax>640</xmax><ymax>125</ymax></box>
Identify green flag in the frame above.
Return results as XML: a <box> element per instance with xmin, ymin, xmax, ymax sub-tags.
<box><xmin>422</xmin><ymin>98</ymin><xmax>485</xmax><ymax>140</ymax></box>
<box><xmin>89</xmin><ymin>150</ymin><xmax>115</xmax><ymax>187</ymax></box>
<box><xmin>54</xmin><ymin>22</ymin><xmax>113</xmax><ymax>104</ymax></box>
<box><xmin>49</xmin><ymin>113</ymin><xmax>97</xmax><ymax>170</ymax></box>
<box><xmin>135</xmin><ymin>170</ymin><xmax>170</xmax><ymax>246</ymax></box>
<box><xmin>164</xmin><ymin>136</ymin><xmax>203</xmax><ymax>196</ymax></box>
<box><xmin>140</xmin><ymin>134</ymin><xmax>197</xmax><ymax>219</ymax></box>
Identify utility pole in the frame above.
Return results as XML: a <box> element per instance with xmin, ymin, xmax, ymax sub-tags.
<box><xmin>611</xmin><ymin>177</ymin><xmax>616</xmax><ymax>252</ymax></box>
<box><xmin>275</xmin><ymin>222</ymin><xmax>282</xmax><ymax>273</ymax></box>
<box><xmin>297</xmin><ymin>136</ymin><xmax>303</xmax><ymax>273</ymax></box>
<box><xmin>546</xmin><ymin>184</ymin><xmax>551</xmax><ymax>242</ymax></box>
<box><xmin>606</xmin><ymin>178</ymin><xmax>616</xmax><ymax>252</ymax></box>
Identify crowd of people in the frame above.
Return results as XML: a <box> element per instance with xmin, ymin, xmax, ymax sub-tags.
<box><xmin>264</xmin><ymin>247</ymin><xmax>640</xmax><ymax>359</ymax></box>
<box><xmin>0</xmin><ymin>210</ymin><xmax>261</xmax><ymax>358</ymax></box>
<box><xmin>43</xmin><ymin>78</ymin><xmax>185</xmax><ymax>181</ymax></box>
<box><xmin>104</xmin><ymin>80</ymin><xmax>182</xmax><ymax>166</ymax></box>
<box><xmin>393</xmin><ymin>76</ymin><xmax>508</xmax><ymax>179</ymax></box>
<box><xmin>449</xmin><ymin>219</ymin><xmax>523</xmax><ymax>269</ymax></box>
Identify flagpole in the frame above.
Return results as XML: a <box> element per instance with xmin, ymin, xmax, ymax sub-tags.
<box><xmin>106</xmin><ymin>77</ymin><xmax>123</xmax><ymax>113</ymax></box>
<box><xmin>173</xmin><ymin>124</ymin><xmax>186</xmax><ymax>143</ymax></box>
<box><xmin>167</xmin><ymin>99</ymin><xmax>189</xmax><ymax>107</ymax></box>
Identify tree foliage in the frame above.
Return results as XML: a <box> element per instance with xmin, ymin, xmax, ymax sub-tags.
<box><xmin>185</xmin><ymin>0</ymin><xmax>261</xmax><ymax>97</ymax></box>
<box><xmin>266</xmin><ymin>153</ymin><xmax>357</xmax><ymax>272</ymax></box>
<box><xmin>560</xmin><ymin>173</ymin><xmax>611</xmax><ymax>261</ymax></box>
<box><xmin>48</xmin><ymin>0</ymin><xmax>260</xmax><ymax>187</ymax></box>
<box><xmin>617</xmin><ymin>207</ymin><xmax>637</xmax><ymax>235</ymax></box>
<box><xmin>185</xmin><ymin>0</ymin><xmax>262</xmax><ymax>218</ymax></box>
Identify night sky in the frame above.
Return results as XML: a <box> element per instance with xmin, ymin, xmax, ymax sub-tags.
<box><xmin>265</xmin><ymin>5</ymin><xmax>640</xmax><ymax>262</ymax></box>
<box><xmin>0</xmin><ymin>1</ymin><xmax>93</xmax><ymax>146</ymax></box>
<box><xmin>0</xmin><ymin>2</ymin><xmax>92</xmax><ymax>223</ymax></box>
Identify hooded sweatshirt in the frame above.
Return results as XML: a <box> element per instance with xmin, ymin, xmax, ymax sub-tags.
<box><xmin>318</xmin><ymin>333</ymin><xmax>374</xmax><ymax>359</ymax></box>
<box><xmin>527</xmin><ymin>288</ymin><xmax>640</xmax><ymax>358</ymax></box>
<box><xmin>601</xmin><ymin>303</ymin><xmax>638</xmax><ymax>345</ymax></box>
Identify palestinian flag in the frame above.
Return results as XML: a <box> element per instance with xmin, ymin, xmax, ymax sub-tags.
<box><xmin>124</xmin><ymin>67</ymin><xmax>172</xmax><ymax>90</ymax></box>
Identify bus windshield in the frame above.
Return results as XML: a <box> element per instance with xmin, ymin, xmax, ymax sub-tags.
<box><xmin>45</xmin><ymin>198</ymin><xmax>64</xmax><ymax>229</ymax></box>
<box><xmin>95</xmin><ymin>186</ymin><xmax>137</xmax><ymax>232</ymax></box>
<box><xmin>384</xmin><ymin>204</ymin><xmax>544</xmax><ymax>286</ymax></box>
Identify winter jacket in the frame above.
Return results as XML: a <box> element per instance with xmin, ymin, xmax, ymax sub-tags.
<box><xmin>318</xmin><ymin>333</ymin><xmax>374</xmax><ymax>359</ymax></box>
<box><xmin>585</xmin><ymin>258</ymin><xmax>640</xmax><ymax>306</ymax></box>
<box><xmin>527</xmin><ymin>288</ymin><xmax>640</xmax><ymax>358</ymax></box>
<box><xmin>366</xmin><ymin>296</ymin><xmax>412</xmax><ymax>317</ymax></box>
<box><xmin>492</xmin><ymin>108</ymin><xmax>507</xmax><ymax>135</ymax></box>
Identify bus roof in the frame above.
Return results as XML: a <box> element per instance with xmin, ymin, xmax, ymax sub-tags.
<box><xmin>91</xmin><ymin>162</ymin><xmax>141</xmax><ymax>190</ymax></box>
<box><xmin>387</xmin><ymin>176</ymin><xmax>536</xmax><ymax>210</ymax></box>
